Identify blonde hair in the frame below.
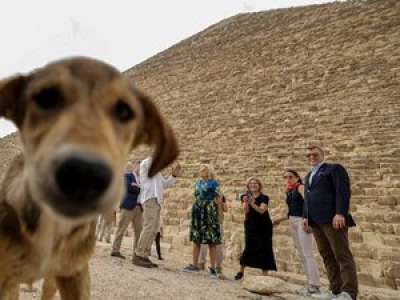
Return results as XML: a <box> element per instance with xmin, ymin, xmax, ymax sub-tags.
<box><xmin>199</xmin><ymin>164</ymin><xmax>215</xmax><ymax>180</ymax></box>
<box><xmin>246</xmin><ymin>177</ymin><xmax>263</xmax><ymax>192</ymax></box>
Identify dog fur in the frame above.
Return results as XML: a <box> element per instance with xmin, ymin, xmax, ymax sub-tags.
<box><xmin>0</xmin><ymin>57</ymin><xmax>179</xmax><ymax>299</ymax></box>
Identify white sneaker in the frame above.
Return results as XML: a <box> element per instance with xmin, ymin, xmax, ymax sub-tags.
<box><xmin>311</xmin><ymin>291</ymin><xmax>336</xmax><ymax>300</ymax></box>
<box><xmin>296</xmin><ymin>285</ymin><xmax>320</xmax><ymax>296</ymax></box>
<box><xmin>335</xmin><ymin>292</ymin><xmax>353</xmax><ymax>300</ymax></box>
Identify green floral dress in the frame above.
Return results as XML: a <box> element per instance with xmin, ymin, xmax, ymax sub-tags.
<box><xmin>189</xmin><ymin>180</ymin><xmax>222</xmax><ymax>244</ymax></box>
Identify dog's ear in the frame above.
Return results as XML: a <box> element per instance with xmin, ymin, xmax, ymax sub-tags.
<box><xmin>133</xmin><ymin>90</ymin><xmax>179</xmax><ymax>177</ymax></box>
<box><xmin>0</xmin><ymin>75</ymin><xmax>29</xmax><ymax>127</ymax></box>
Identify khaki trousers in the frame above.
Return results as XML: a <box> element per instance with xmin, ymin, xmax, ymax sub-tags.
<box><xmin>97</xmin><ymin>210</ymin><xmax>115</xmax><ymax>242</ymax></box>
<box><xmin>112</xmin><ymin>206</ymin><xmax>143</xmax><ymax>254</ymax></box>
<box><xmin>312</xmin><ymin>223</ymin><xmax>358</xmax><ymax>299</ymax></box>
<box><xmin>135</xmin><ymin>198</ymin><xmax>161</xmax><ymax>258</ymax></box>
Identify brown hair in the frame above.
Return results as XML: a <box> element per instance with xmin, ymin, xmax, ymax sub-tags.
<box><xmin>285</xmin><ymin>169</ymin><xmax>303</xmax><ymax>185</ymax></box>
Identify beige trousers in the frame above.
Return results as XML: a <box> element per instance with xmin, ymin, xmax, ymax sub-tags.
<box><xmin>135</xmin><ymin>198</ymin><xmax>161</xmax><ymax>258</ymax></box>
<box><xmin>289</xmin><ymin>216</ymin><xmax>321</xmax><ymax>287</ymax></box>
<box><xmin>112</xmin><ymin>206</ymin><xmax>143</xmax><ymax>254</ymax></box>
<box><xmin>97</xmin><ymin>210</ymin><xmax>115</xmax><ymax>242</ymax></box>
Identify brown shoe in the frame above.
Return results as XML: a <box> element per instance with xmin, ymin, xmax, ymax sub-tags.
<box><xmin>144</xmin><ymin>257</ymin><xmax>158</xmax><ymax>268</ymax></box>
<box><xmin>132</xmin><ymin>255</ymin><xmax>155</xmax><ymax>268</ymax></box>
<box><xmin>110</xmin><ymin>252</ymin><xmax>126</xmax><ymax>259</ymax></box>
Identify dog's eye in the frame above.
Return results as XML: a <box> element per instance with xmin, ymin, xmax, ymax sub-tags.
<box><xmin>114</xmin><ymin>99</ymin><xmax>135</xmax><ymax>123</ymax></box>
<box><xmin>33</xmin><ymin>87</ymin><xmax>64</xmax><ymax>110</ymax></box>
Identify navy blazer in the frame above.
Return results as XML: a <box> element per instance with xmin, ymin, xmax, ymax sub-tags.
<box><xmin>120</xmin><ymin>173</ymin><xmax>140</xmax><ymax>210</ymax></box>
<box><xmin>303</xmin><ymin>163</ymin><xmax>355</xmax><ymax>226</ymax></box>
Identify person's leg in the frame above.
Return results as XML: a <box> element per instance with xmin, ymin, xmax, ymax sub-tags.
<box><xmin>290</xmin><ymin>217</ymin><xmax>321</xmax><ymax>288</ymax></box>
<box><xmin>216</xmin><ymin>244</ymin><xmax>224</xmax><ymax>270</ymax></box>
<box><xmin>208</xmin><ymin>244</ymin><xmax>217</xmax><ymax>269</ymax></box>
<box><xmin>198</xmin><ymin>244</ymin><xmax>208</xmax><ymax>269</ymax></box>
<box><xmin>155</xmin><ymin>232</ymin><xmax>162</xmax><ymax>259</ymax></box>
<box><xmin>192</xmin><ymin>243</ymin><xmax>201</xmax><ymax>266</ymax></box>
<box><xmin>135</xmin><ymin>198</ymin><xmax>160</xmax><ymax>259</ymax></box>
<box><xmin>98</xmin><ymin>216</ymin><xmax>105</xmax><ymax>241</ymax></box>
<box><xmin>111</xmin><ymin>209</ymin><xmax>132</xmax><ymax>254</ymax></box>
<box><xmin>102</xmin><ymin>210</ymin><xmax>114</xmax><ymax>243</ymax></box>
<box><xmin>312</xmin><ymin>223</ymin><xmax>342</xmax><ymax>295</ymax></box>
<box><xmin>296</xmin><ymin>220</ymin><xmax>321</xmax><ymax>288</ymax></box>
<box><xmin>321</xmin><ymin>225</ymin><xmax>358</xmax><ymax>300</ymax></box>
<box><xmin>131</xmin><ymin>205</ymin><xmax>143</xmax><ymax>253</ymax></box>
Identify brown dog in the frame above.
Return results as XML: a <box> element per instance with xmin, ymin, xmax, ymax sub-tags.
<box><xmin>0</xmin><ymin>57</ymin><xmax>178</xmax><ymax>299</ymax></box>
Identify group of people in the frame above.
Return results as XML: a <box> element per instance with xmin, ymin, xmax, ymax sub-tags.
<box><xmin>97</xmin><ymin>157</ymin><xmax>181</xmax><ymax>268</ymax></box>
<box><xmin>182</xmin><ymin>145</ymin><xmax>358</xmax><ymax>300</ymax></box>
<box><xmin>98</xmin><ymin>145</ymin><xmax>359</xmax><ymax>300</ymax></box>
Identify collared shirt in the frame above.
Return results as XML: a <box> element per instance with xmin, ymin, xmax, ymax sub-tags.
<box><xmin>138</xmin><ymin>157</ymin><xmax>176</xmax><ymax>205</ymax></box>
<box><xmin>309</xmin><ymin>161</ymin><xmax>324</xmax><ymax>185</ymax></box>
<box><xmin>132</xmin><ymin>170</ymin><xmax>140</xmax><ymax>186</ymax></box>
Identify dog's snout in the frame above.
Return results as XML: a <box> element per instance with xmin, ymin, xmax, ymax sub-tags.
<box><xmin>55</xmin><ymin>155</ymin><xmax>112</xmax><ymax>202</ymax></box>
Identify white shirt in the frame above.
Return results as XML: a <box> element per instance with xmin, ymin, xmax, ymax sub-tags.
<box><xmin>309</xmin><ymin>161</ymin><xmax>324</xmax><ymax>185</ymax></box>
<box><xmin>138</xmin><ymin>157</ymin><xmax>176</xmax><ymax>205</ymax></box>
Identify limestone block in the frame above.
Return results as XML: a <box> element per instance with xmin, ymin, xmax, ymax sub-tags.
<box><xmin>242</xmin><ymin>275</ymin><xmax>292</xmax><ymax>295</ymax></box>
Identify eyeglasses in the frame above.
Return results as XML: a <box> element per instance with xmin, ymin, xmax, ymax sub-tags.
<box><xmin>283</xmin><ymin>175</ymin><xmax>294</xmax><ymax>179</ymax></box>
<box><xmin>306</xmin><ymin>153</ymin><xmax>320</xmax><ymax>158</ymax></box>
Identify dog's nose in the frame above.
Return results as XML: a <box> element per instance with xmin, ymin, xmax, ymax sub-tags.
<box><xmin>55</xmin><ymin>155</ymin><xmax>112</xmax><ymax>202</ymax></box>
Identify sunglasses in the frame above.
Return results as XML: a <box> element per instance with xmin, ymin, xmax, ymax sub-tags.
<box><xmin>306</xmin><ymin>153</ymin><xmax>320</xmax><ymax>158</ymax></box>
<box><xmin>283</xmin><ymin>175</ymin><xmax>295</xmax><ymax>179</ymax></box>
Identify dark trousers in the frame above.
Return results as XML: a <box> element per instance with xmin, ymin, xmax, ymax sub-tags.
<box><xmin>312</xmin><ymin>224</ymin><xmax>358</xmax><ymax>300</ymax></box>
<box><xmin>155</xmin><ymin>232</ymin><xmax>162</xmax><ymax>259</ymax></box>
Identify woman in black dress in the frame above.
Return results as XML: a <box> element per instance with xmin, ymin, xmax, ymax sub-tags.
<box><xmin>234</xmin><ymin>177</ymin><xmax>277</xmax><ymax>280</ymax></box>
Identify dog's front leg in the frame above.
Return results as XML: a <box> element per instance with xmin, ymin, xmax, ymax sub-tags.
<box><xmin>41</xmin><ymin>277</ymin><xmax>57</xmax><ymax>300</ymax></box>
<box><xmin>0</xmin><ymin>284</ymin><xmax>19</xmax><ymax>300</ymax></box>
<box><xmin>56</xmin><ymin>265</ymin><xmax>90</xmax><ymax>300</ymax></box>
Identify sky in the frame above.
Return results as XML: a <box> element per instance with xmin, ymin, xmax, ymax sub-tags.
<box><xmin>0</xmin><ymin>0</ymin><xmax>339</xmax><ymax>137</ymax></box>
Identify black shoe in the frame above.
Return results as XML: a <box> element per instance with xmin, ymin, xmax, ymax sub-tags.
<box><xmin>158</xmin><ymin>256</ymin><xmax>164</xmax><ymax>261</ymax></box>
<box><xmin>234</xmin><ymin>272</ymin><xmax>244</xmax><ymax>280</ymax></box>
<box><xmin>132</xmin><ymin>255</ymin><xmax>154</xmax><ymax>268</ymax></box>
<box><xmin>111</xmin><ymin>252</ymin><xmax>126</xmax><ymax>259</ymax></box>
<box><xmin>144</xmin><ymin>257</ymin><xmax>158</xmax><ymax>268</ymax></box>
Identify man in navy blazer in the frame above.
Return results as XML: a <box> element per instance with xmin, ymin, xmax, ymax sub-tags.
<box><xmin>303</xmin><ymin>146</ymin><xmax>358</xmax><ymax>300</ymax></box>
<box><xmin>111</xmin><ymin>160</ymin><xmax>143</xmax><ymax>259</ymax></box>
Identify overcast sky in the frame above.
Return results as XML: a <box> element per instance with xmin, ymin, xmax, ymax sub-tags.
<box><xmin>0</xmin><ymin>0</ymin><xmax>339</xmax><ymax>137</ymax></box>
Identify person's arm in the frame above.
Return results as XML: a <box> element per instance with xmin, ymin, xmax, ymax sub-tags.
<box><xmin>194</xmin><ymin>181</ymin><xmax>201</xmax><ymax>198</ymax></box>
<box><xmin>298</xmin><ymin>185</ymin><xmax>305</xmax><ymax>198</ymax></box>
<box><xmin>273</xmin><ymin>215</ymin><xmax>288</xmax><ymax>225</ymax></box>
<box><xmin>161</xmin><ymin>175</ymin><xmax>177</xmax><ymax>189</ymax></box>
<box><xmin>126</xmin><ymin>174</ymin><xmax>140</xmax><ymax>194</ymax></box>
<box><xmin>139</xmin><ymin>160</ymin><xmax>150</xmax><ymax>184</ymax></box>
<box><xmin>161</xmin><ymin>163</ymin><xmax>181</xmax><ymax>189</ymax></box>
<box><xmin>332</xmin><ymin>164</ymin><xmax>351</xmax><ymax>215</ymax></box>
<box><xmin>249</xmin><ymin>196</ymin><xmax>268</xmax><ymax>215</ymax></box>
<box><xmin>215</xmin><ymin>195</ymin><xmax>228</xmax><ymax>213</ymax></box>
<box><xmin>242</xmin><ymin>200</ymin><xmax>249</xmax><ymax>214</ymax></box>
<box><xmin>332</xmin><ymin>164</ymin><xmax>351</xmax><ymax>229</ymax></box>
<box><xmin>302</xmin><ymin>181</ymin><xmax>311</xmax><ymax>232</ymax></box>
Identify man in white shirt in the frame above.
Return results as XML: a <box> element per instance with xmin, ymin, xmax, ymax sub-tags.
<box><xmin>133</xmin><ymin>157</ymin><xmax>181</xmax><ymax>268</ymax></box>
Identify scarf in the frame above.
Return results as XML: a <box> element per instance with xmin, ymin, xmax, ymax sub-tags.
<box><xmin>287</xmin><ymin>182</ymin><xmax>300</xmax><ymax>192</ymax></box>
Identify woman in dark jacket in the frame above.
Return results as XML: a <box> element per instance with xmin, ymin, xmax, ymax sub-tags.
<box><xmin>234</xmin><ymin>177</ymin><xmax>277</xmax><ymax>280</ymax></box>
<box><xmin>273</xmin><ymin>169</ymin><xmax>321</xmax><ymax>296</ymax></box>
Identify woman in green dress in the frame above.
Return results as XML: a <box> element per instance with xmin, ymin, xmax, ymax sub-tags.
<box><xmin>182</xmin><ymin>165</ymin><xmax>222</xmax><ymax>278</ymax></box>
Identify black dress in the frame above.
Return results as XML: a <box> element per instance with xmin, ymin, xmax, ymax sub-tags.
<box><xmin>240</xmin><ymin>194</ymin><xmax>277</xmax><ymax>271</ymax></box>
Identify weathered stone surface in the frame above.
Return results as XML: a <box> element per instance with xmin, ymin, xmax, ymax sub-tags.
<box><xmin>242</xmin><ymin>275</ymin><xmax>291</xmax><ymax>295</ymax></box>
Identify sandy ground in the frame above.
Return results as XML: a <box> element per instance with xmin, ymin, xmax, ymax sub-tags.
<box><xmin>19</xmin><ymin>238</ymin><xmax>283</xmax><ymax>300</ymax></box>
<box><xmin>18</xmin><ymin>237</ymin><xmax>400</xmax><ymax>300</ymax></box>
